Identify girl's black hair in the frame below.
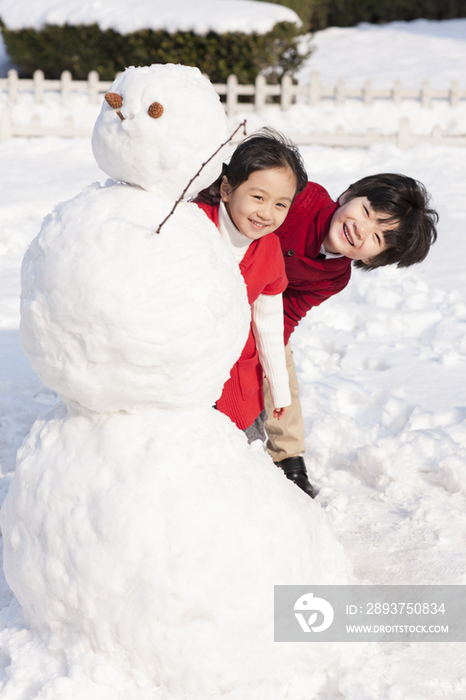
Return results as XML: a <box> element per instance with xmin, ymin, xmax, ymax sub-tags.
<box><xmin>196</xmin><ymin>127</ymin><xmax>307</xmax><ymax>205</ymax></box>
<box><xmin>343</xmin><ymin>173</ymin><xmax>439</xmax><ymax>270</ymax></box>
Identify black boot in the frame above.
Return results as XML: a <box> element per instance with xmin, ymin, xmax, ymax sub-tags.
<box><xmin>275</xmin><ymin>456</ymin><xmax>316</xmax><ymax>498</ymax></box>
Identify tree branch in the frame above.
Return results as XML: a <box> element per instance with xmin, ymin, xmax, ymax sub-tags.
<box><xmin>155</xmin><ymin>120</ymin><xmax>247</xmax><ymax>234</ymax></box>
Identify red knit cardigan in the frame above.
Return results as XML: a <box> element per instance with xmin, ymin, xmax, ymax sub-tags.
<box><xmin>196</xmin><ymin>200</ymin><xmax>288</xmax><ymax>430</ymax></box>
<box><xmin>274</xmin><ymin>182</ymin><xmax>353</xmax><ymax>344</ymax></box>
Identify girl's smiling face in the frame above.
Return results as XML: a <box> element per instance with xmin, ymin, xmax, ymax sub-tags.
<box><xmin>324</xmin><ymin>195</ymin><xmax>390</xmax><ymax>263</ymax></box>
<box><xmin>220</xmin><ymin>167</ymin><xmax>297</xmax><ymax>241</ymax></box>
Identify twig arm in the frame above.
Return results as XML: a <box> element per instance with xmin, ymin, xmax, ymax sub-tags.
<box><xmin>155</xmin><ymin>120</ymin><xmax>247</xmax><ymax>234</ymax></box>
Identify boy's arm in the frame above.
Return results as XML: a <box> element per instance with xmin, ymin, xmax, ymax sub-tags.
<box><xmin>283</xmin><ymin>294</ymin><xmax>308</xmax><ymax>344</ymax></box>
<box><xmin>283</xmin><ymin>277</ymin><xmax>351</xmax><ymax>345</ymax></box>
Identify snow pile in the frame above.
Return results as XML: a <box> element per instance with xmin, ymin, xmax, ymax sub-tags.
<box><xmin>297</xmin><ymin>19</ymin><xmax>466</xmax><ymax>88</ymax></box>
<box><xmin>0</xmin><ymin>63</ymin><xmax>353</xmax><ymax>698</ymax></box>
<box><xmin>0</xmin><ymin>0</ymin><xmax>301</xmax><ymax>35</ymax></box>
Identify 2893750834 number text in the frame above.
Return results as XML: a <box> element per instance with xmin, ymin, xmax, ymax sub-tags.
<box><xmin>364</xmin><ymin>602</ymin><xmax>445</xmax><ymax>615</ymax></box>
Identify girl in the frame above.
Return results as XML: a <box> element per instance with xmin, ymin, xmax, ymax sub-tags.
<box><xmin>195</xmin><ymin>128</ymin><xmax>307</xmax><ymax>444</ymax></box>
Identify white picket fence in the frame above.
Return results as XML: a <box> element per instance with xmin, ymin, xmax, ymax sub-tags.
<box><xmin>0</xmin><ymin>69</ymin><xmax>110</xmax><ymax>106</ymax></box>
<box><xmin>218</xmin><ymin>72</ymin><xmax>466</xmax><ymax>112</ymax></box>
<box><xmin>1</xmin><ymin>68</ymin><xmax>466</xmax><ymax>148</ymax></box>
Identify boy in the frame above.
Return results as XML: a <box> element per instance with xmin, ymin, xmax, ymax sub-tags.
<box><xmin>264</xmin><ymin>173</ymin><xmax>439</xmax><ymax>497</ymax></box>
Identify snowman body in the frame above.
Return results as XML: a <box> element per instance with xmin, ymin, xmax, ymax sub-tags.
<box><xmin>1</xmin><ymin>64</ymin><xmax>352</xmax><ymax>696</ymax></box>
<box><xmin>19</xmin><ymin>180</ymin><xmax>247</xmax><ymax>414</ymax></box>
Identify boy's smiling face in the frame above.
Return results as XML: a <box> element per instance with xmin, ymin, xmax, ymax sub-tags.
<box><xmin>324</xmin><ymin>194</ymin><xmax>391</xmax><ymax>263</ymax></box>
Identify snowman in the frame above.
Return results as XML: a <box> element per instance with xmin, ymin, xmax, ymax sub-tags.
<box><xmin>1</xmin><ymin>64</ymin><xmax>352</xmax><ymax>697</ymax></box>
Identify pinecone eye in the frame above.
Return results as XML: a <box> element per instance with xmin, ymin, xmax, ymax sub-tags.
<box><xmin>105</xmin><ymin>93</ymin><xmax>123</xmax><ymax>109</ymax></box>
<box><xmin>148</xmin><ymin>102</ymin><xmax>164</xmax><ymax>119</ymax></box>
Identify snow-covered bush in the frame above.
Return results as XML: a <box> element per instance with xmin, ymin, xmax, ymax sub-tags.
<box><xmin>0</xmin><ymin>21</ymin><xmax>307</xmax><ymax>82</ymax></box>
<box><xmin>0</xmin><ymin>0</ymin><xmax>309</xmax><ymax>82</ymax></box>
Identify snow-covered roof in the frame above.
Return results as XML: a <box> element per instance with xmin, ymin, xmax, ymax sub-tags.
<box><xmin>0</xmin><ymin>0</ymin><xmax>301</xmax><ymax>35</ymax></box>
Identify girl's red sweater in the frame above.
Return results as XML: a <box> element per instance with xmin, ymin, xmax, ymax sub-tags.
<box><xmin>196</xmin><ymin>200</ymin><xmax>287</xmax><ymax>430</ymax></box>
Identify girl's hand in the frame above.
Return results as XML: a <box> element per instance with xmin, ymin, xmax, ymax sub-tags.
<box><xmin>273</xmin><ymin>406</ymin><xmax>289</xmax><ymax>420</ymax></box>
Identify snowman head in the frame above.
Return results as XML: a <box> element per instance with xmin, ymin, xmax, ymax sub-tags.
<box><xmin>92</xmin><ymin>64</ymin><xmax>229</xmax><ymax>200</ymax></box>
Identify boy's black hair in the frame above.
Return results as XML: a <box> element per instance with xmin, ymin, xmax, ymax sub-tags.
<box><xmin>196</xmin><ymin>127</ymin><xmax>308</xmax><ymax>205</ymax></box>
<box><xmin>343</xmin><ymin>173</ymin><xmax>439</xmax><ymax>270</ymax></box>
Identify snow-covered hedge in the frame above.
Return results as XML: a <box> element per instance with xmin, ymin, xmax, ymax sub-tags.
<box><xmin>0</xmin><ymin>21</ymin><xmax>307</xmax><ymax>83</ymax></box>
<box><xmin>0</xmin><ymin>0</ymin><xmax>307</xmax><ymax>82</ymax></box>
<box><xmin>0</xmin><ymin>0</ymin><xmax>300</xmax><ymax>34</ymax></box>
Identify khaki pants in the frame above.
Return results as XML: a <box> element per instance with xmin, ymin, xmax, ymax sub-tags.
<box><xmin>263</xmin><ymin>343</ymin><xmax>305</xmax><ymax>462</ymax></box>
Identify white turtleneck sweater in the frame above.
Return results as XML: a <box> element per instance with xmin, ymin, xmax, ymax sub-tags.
<box><xmin>218</xmin><ymin>201</ymin><xmax>291</xmax><ymax>410</ymax></box>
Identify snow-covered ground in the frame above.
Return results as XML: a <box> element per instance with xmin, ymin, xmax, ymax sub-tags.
<box><xmin>0</xmin><ymin>15</ymin><xmax>466</xmax><ymax>700</ymax></box>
